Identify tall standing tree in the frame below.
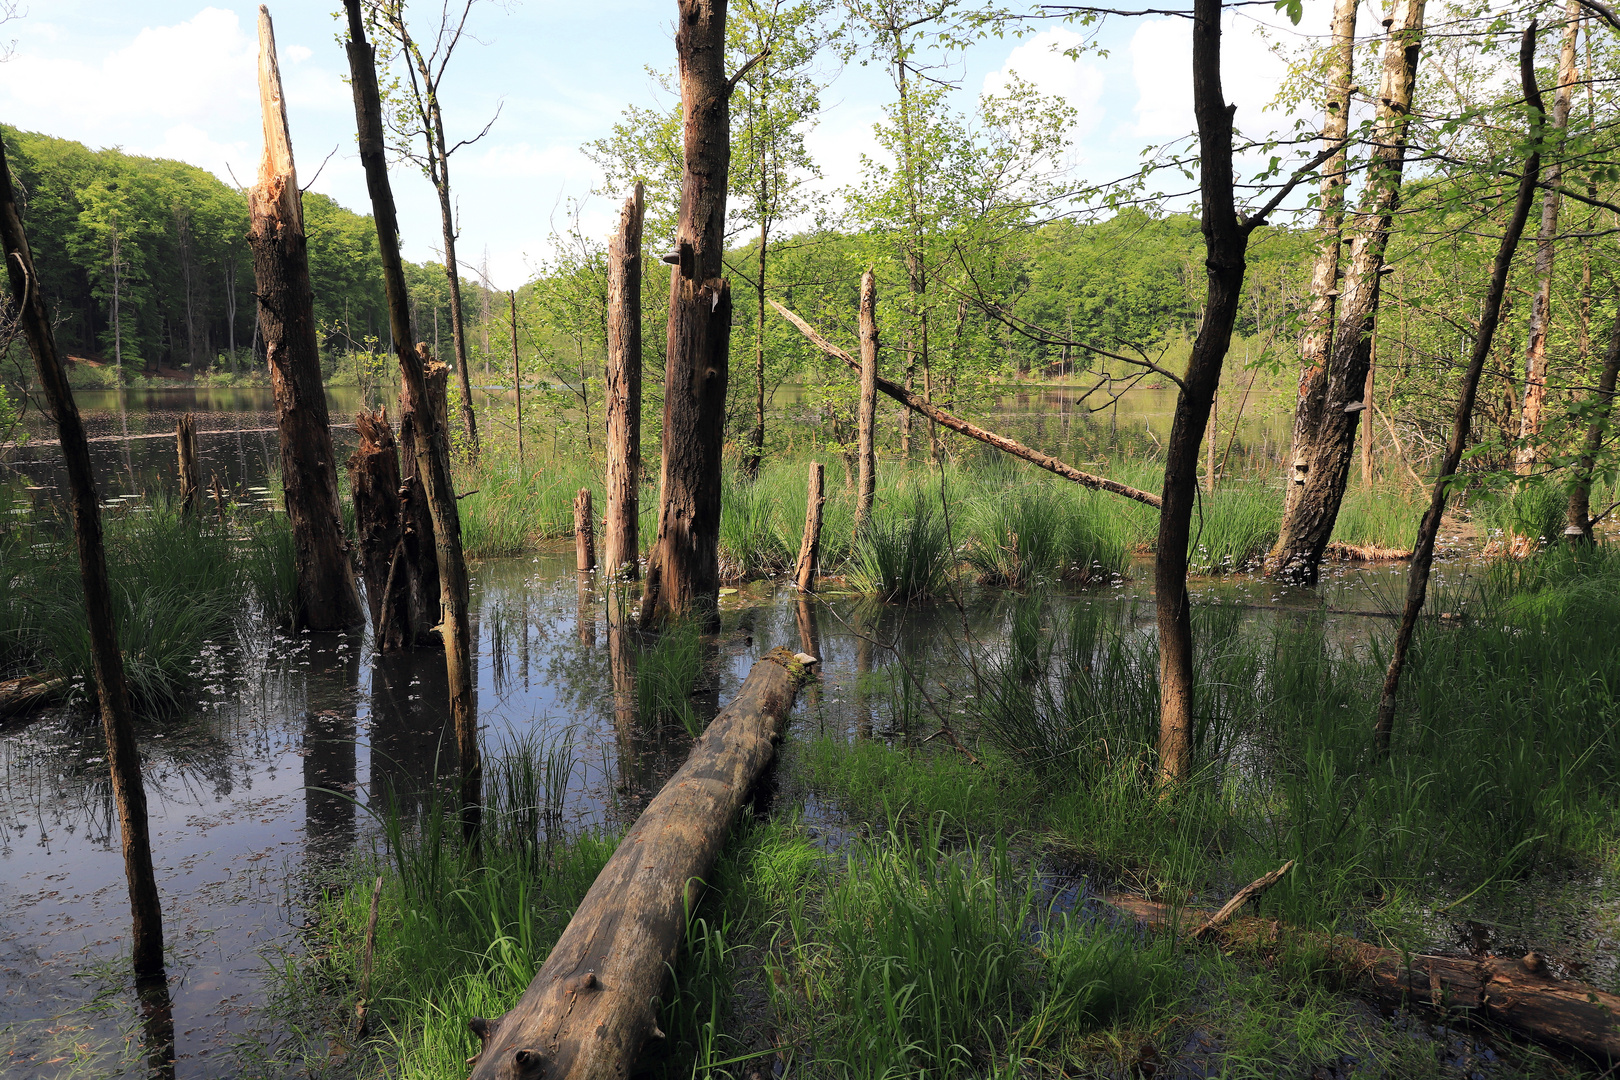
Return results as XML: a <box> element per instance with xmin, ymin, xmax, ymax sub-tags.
<box><xmin>248</xmin><ymin>6</ymin><xmax>365</xmax><ymax>632</ymax></box>
<box><xmin>731</xmin><ymin>0</ymin><xmax>827</xmax><ymax>477</ymax></box>
<box><xmin>370</xmin><ymin>0</ymin><xmax>500</xmax><ymax>457</ymax></box>
<box><xmin>1268</xmin><ymin>0</ymin><xmax>1429</xmax><ymax>583</ymax></box>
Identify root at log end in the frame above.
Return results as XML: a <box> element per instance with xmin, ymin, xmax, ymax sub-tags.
<box><xmin>1105</xmin><ymin>891</ymin><xmax>1620</xmax><ymax>1062</ymax></box>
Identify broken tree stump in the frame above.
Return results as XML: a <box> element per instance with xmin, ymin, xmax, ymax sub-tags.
<box><xmin>347</xmin><ymin>406</ymin><xmax>410</xmax><ymax>652</ymax></box>
<box><xmin>574</xmin><ymin>488</ymin><xmax>596</xmax><ymax>572</ymax></box>
<box><xmin>464</xmin><ymin>649</ymin><xmax>817</xmax><ymax>1080</ymax></box>
<box><xmin>175</xmin><ymin>413</ymin><xmax>199</xmax><ymax>515</ymax></box>
<box><xmin>794</xmin><ymin>461</ymin><xmax>825</xmax><ymax>593</ymax></box>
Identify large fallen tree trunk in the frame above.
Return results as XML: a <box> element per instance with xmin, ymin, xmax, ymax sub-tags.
<box><xmin>1106</xmin><ymin>892</ymin><xmax>1620</xmax><ymax>1061</ymax></box>
<box><xmin>770</xmin><ymin>299</ymin><xmax>1162</xmax><ymax>509</ymax></box>
<box><xmin>465</xmin><ymin>648</ymin><xmax>817</xmax><ymax>1080</ymax></box>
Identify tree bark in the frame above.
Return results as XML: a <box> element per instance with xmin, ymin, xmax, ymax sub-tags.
<box><xmin>642</xmin><ymin>0</ymin><xmax>736</xmax><ymax>631</ymax></box>
<box><xmin>1567</xmin><ymin>300</ymin><xmax>1620</xmax><ymax>540</ymax></box>
<box><xmin>1515</xmin><ymin>0</ymin><xmax>1581</xmax><ymax>475</ymax></box>
<box><xmin>249</xmin><ymin>7</ymin><xmax>364</xmax><ymax>632</ymax></box>
<box><xmin>772</xmin><ymin>298</ymin><xmax>1162</xmax><ymax>508</ymax></box>
<box><xmin>464</xmin><ymin>650</ymin><xmax>815</xmax><ymax>1080</ymax></box>
<box><xmin>175</xmin><ymin>412</ymin><xmax>200</xmax><ymax>515</ymax></box>
<box><xmin>1280</xmin><ymin>0</ymin><xmax>1358</xmax><ymax>522</ymax></box>
<box><xmin>0</xmin><ymin>131</ymin><xmax>166</xmax><ymax>979</ymax></box>
<box><xmin>1155</xmin><ymin>0</ymin><xmax>1252</xmax><ymax>787</ymax></box>
<box><xmin>1374</xmin><ymin>23</ymin><xmax>1545</xmax><ymax>753</ymax></box>
<box><xmin>855</xmin><ymin>268</ymin><xmax>878</xmax><ymax>535</ymax></box>
<box><xmin>510</xmin><ymin>290</ymin><xmax>524</xmax><ymax>467</ymax></box>
<box><xmin>795</xmin><ymin>461</ymin><xmax>825</xmax><ymax>593</ymax></box>
<box><xmin>398</xmin><ymin>360</ymin><xmax>448</xmax><ymax>646</ymax></box>
<box><xmin>605</xmin><ymin>184</ymin><xmax>645</xmax><ymax>580</ymax></box>
<box><xmin>1268</xmin><ymin>0</ymin><xmax>1427</xmax><ymax>583</ymax></box>
<box><xmin>574</xmin><ymin>488</ymin><xmax>597</xmax><ymax>572</ymax></box>
<box><xmin>344</xmin><ymin>0</ymin><xmax>480</xmax><ymax>846</ymax></box>
<box><xmin>347</xmin><ymin>405</ymin><xmax>411</xmax><ymax>653</ymax></box>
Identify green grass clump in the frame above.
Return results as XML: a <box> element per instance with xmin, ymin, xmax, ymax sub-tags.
<box><xmin>964</xmin><ymin>485</ymin><xmax>1128</xmax><ymax>588</ymax></box>
<box><xmin>848</xmin><ymin>487</ymin><xmax>952</xmax><ymax>600</ymax></box>
<box><xmin>1330</xmin><ymin>480</ymin><xmax>1421</xmax><ymax>551</ymax></box>
<box><xmin>1186</xmin><ymin>480</ymin><xmax>1280</xmax><ymax>573</ymax></box>
<box><xmin>719</xmin><ymin>470</ymin><xmax>795</xmax><ymax>582</ymax></box>
<box><xmin>635</xmin><ymin>619</ymin><xmax>710</xmax><ymax>735</ymax></box>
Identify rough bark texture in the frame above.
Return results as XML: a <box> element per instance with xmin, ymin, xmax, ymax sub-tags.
<box><xmin>1374</xmin><ymin>24</ymin><xmax>1545</xmax><ymax>753</ymax></box>
<box><xmin>510</xmin><ymin>291</ymin><xmax>524</xmax><ymax>466</ymax></box>
<box><xmin>1281</xmin><ymin>0</ymin><xmax>1358</xmax><ymax>523</ymax></box>
<box><xmin>463</xmin><ymin>650</ymin><xmax>815</xmax><ymax>1080</ymax></box>
<box><xmin>249</xmin><ymin>7</ymin><xmax>364</xmax><ymax>632</ymax></box>
<box><xmin>574</xmin><ymin>488</ymin><xmax>597</xmax><ymax>572</ymax></box>
<box><xmin>1567</xmin><ymin>302</ymin><xmax>1620</xmax><ymax>539</ymax></box>
<box><xmin>0</xmin><ymin>133</ymin><xmax>166</xmax><ymax>977</ymax></box>
<box><xmin>794</xmin><ymin>461</ymin><xmax>825</xmax><ymax>593</ymax></box>
<box><xmin>1515</xmin><ymin>0</ymin><xmax>1581</xmax><ymax>475</ymax></box>
<box><xmin>344</xmin><ymin>0</ymin><xmax>479</xmax><ymax>844</ymax></box>
<box><xmin>175</xmin><ymin>412</ymin><xmax>200</xmax><ymax>515</ymax></box>
<box><xmin>1268</xmin><ymin>0</ymin><xmax>1427</xmax><ymax>583</ymax></box>
<box><xmin>398</xmin><ymin>362</ymin><xmax>449</xmax><ymax>646</ymax></box>
<box><xmin>347</xmin><ymin>406</ymin><xmax>410</xmax><ymax>653</ymax></box>
<box><xmin>605</xmin><ymin>184</ymin><xmax>645</xmax><ymax>580</ymax></box>
<box><xmin>642</xmin><ymin>0</ymin><xmax>735</xmax><ymax>631</ymax></box>
<box><xmin>855</xmin><ymin>269</ymin><xmax>878</xmax><ymax>535</ymax></box>
<box><xmin>773</xmin><ymin>299</ymin><xmax>1162</xmax><ymax>508</ymax></box>
<box><xmin>1107</xmin><ymin>893</ymin><xmax>1620</xmax><ymax>1061</ymax></box>
<box><xmin>1155</xmin><ymin>0</ymin><xmax>1250</xmax><ymax>786</ymax></box>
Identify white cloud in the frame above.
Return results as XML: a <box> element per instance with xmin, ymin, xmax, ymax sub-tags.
<box><xmin>983</xmin><ymin>29</ymin><xmax>1105</xmax><ymax>137</ymax></box>
<box><xmin>1129</xmin><ymin>14</ymin><xmax>1297</xmax><ymax>141</ymax></box>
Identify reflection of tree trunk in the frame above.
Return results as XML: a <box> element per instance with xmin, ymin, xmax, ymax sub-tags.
<box><xmin>795</xmin><ymin>594</ymin><xmax>820</xmax><ymax>659</ymax></box>
<box><xmin>303</xmin><ymin>636</ymin><xmax>361</xmax><ymax>852</ymax></box>
<box><xmin>577</xmin><ymin>570</ymin><xmax>596</xmax><ymax>648</ymax></box>
<box><xmin>369</xmin><ymin>652</ymin><xmax>454</xmax><ymax>820</ymax></box>
<box><xmin>249</xmin><ymin>8</ymin><xmax>364</xmax><ymax>632</ymax></box>
<box><xmin>855</xmin><ymin>606</ymin><xmax>873</xmax><ymax>741</ymax></box>
<box><xmin>607</xmin><ymin>621</ymin><xmax>644</xmax><ymax>800</ymax></box>
<box><xmin>137</xmin><ymin>975</ymin><xmax>175</xmax><ymax>1080</ymax></box>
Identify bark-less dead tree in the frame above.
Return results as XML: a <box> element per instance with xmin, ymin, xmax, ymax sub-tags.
<box><xmin>248</xmin><ymin>6</ymin><xmax>365</xmax><ymax>631</ymax></box>
<box><xmin>605</xmin><ymin>183</ymin><xmax>645</xmax><ymax>580</ymax></box>
<box><xmin>0</xmin><ymin>132</ymin><xmax>166</xmax><ymax>979</ymax></box>
<box><xmin>370</xmin><ymin>0</ymin><xmax>499</xmax><ymax>458</ymax></box>
<box><xmin>1375</xmin><ymin>21</ymin><xmax>1546</xmax><ymax>752</ymax></box>
<box><xmin>1268</xmin><ymin>0</ymin><xmax>1428</xmax><ymax>583</ymax></box>
<box><xmin>641</xmin><ymin>0</ymin><xmax>759</xmax><ymax>630</ymax></box>
<box><xmin>1515</xmin><ymin>0</ymin><xmax>1582</xmax><ymax>475</ymax></box>
<box><xmin>344</xmin><ymin>0</ymin><xmax>480</xmax><ymax>845</ymax></box>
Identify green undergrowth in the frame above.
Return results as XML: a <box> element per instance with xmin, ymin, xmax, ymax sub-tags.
<box><xmin>0</xmin><ymin>499</ymin><xmax>296</xmax><ymax>710</ymax></box>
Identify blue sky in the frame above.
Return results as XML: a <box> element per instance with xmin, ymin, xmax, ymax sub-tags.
<box><xmin>0</xmin><ymin>1</ymin><xmax>1331</xmax><ymax>290</ymax></box>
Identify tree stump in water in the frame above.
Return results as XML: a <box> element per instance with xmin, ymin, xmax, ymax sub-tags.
<box><xmin>397</xmin><ymin>359</ymin><xmax>450</xmax><ymax>646</ymax></box>
<box><xmin>795</xmin><ymin>461</ymin><xmax>825</xmax><ymax>593</ymax></box>
<box><xmin>574</xmin><ymin>488</ymin><xmax>596</xmax><ymax>572</ymax></box>
<box><xmin>175</xmin><ymin>413</ymin><xmax>199</xmax><ymax>514</ymax></box>
<box><xmin>347</xmin><ymin>406</ymin><xmax>410</xmax><ymax>652</ymax></box>
<box><xmin>465</xmin><ymin>649</ymin><xmax>817</xmax><ymax>1080</ymax></box>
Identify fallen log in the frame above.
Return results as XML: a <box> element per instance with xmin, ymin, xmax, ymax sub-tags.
<box><xmin>465</xmin><ymin>648</ymin><xmax>817</xmax><ymax>1080</ymax></box>
<box><xmin>1105</xmin><ymin>889</ymin><xmax>1620</xmax><ymax>1062</ymax></box>
<box><xmin>770</xmin><ymin>298</ymin><xmax>1163</xmax><ymax>509</ymax></box>
<box><xmin>0</xmin><ymin>675</ymin><xmax>67</xmax><ymax>720</ymax></box>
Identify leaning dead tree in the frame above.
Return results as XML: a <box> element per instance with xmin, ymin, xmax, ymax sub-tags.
<box><xmin>465</xmin><ymin>650</ymin><xmax>816</xmax><ymax>1080</ymax></box>
<box><xmin>344</xmin><ymin>0</ymin><xmax>480</xmax><ymax>843</ymax></box>
<box><xmin>248</xmin><ymin>6</ymin><xmax>364</xmax><ymax>631</ymax></box>
<box><xmin>641</xmin><ymin>0</ymin><xmax>750</xmax><ymax>629</ymax></box>
<box><xmin>604</xmin><ymin>183</ymin><xmax>645</xmax><ymax>580</ymax></box>
<box><xmin>1374</xmin><ymin>23</ymin><xmax>1546</xmax><ymax>754</ymax></box>
<box><xmin>772</xmin><ymin>299</ymin><xmax>1163</xmax><ymax>508</ymax></box>
<box><xmin>0</xmin><ymin>133</ymin><xmax>166</xmax><ymax>979</ymax></box>
<box><xmin>1269</xmin><ymin>0</ymin><xmax>1427</xmax><ymax>584</ymax></box>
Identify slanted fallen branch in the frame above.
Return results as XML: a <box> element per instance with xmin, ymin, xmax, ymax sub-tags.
<box><xmin>770</xmin><ymin>299</ymin><xmax>1163</xmax><ymax>510</ymax></box>
<box><xmin>465</xmin><ymin>648</ymin><xmax>817</xmax><ymax>1080</ymax></box>
<box><xmin>1106</xmin><ymin>880</ymin><xmax>1620</xmax><ymax>1061</ymax></box>
<box><xmin>1191</xmin><ymin>860</ymin><xmax>1293</xmax><ymax>940</ymax></box>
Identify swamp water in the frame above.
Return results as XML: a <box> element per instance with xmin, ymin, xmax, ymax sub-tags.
<box><xmin>1</xmin><ymin>389</ymin><xmax>1612</xmax><ymax>1078</ymax></box>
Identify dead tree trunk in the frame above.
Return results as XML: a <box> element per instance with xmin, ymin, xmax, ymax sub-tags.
<box><xmin>175</xmin><ymin>413</ymin><xmax>200</xmax><ymax>515</ymax></box>
<box><xmin>510</xmin><ymin>290</ymin><xmax>523</xmax><ymax>466</ymax></box>
<box><xmin>1515</xmin><ymin>0</ymin><xmax>1581</xmax><ymax>475</ymax></box>
<box><xmin>856</xmin><ymin>268</ymin><xmax>878</xmax><ymax>535</ymax></box>
<box><xmin>464</xmin><ymin>650</ymin><xmax>816</xmax><ymax>1080</ymax></box>
<box><xmin>641</xmin><ymin>1</ymin><xmax>739</xmax><ymax>631</ymax></box>
<box><xmin>347</xmin><ymin>406</ymin><xmax>410</xmax><ymax>653</ymax></box>
<box><xmin>1279</xmin><ymin>0</ymin><xmax>1358</xmax><ymax>525</ymax></box>
<box><xmin>1567</xmin><ymin>300</ymin><xmax>1620</xmax><ymax>540</ymax></box>
<box><xmin>1268</xmin><ymin>0</ymin><xmax>1427</xmax><ymax>584</ymax></box>
<box><xmin>773</xmin><ymin>299</ymin><xmax>1162</xmax><ymax>508</ymax></box>
<box><xmin>0</xmin><ymin>133</ymin><xmax>166</xmax><ymax>979</ymax></box>
<box><xmin>1374</xmin><ymin>23</ymin><xmax>1545</xmax><ymax>753</ymax></box>
<box><xmin>574</xmin><ymin>488</ymin><xmax>596</xmax><ymax>572</ymax></box>
<box><xmin>605</xmin><ymin>184</ymin><xmax>645</xmax><ymax>580</ymax></box>
<box><xmin>398</xmin><ymin>361</ymin><xmax>448</xmax><ymax>646</ymax></box>
<box><xmin>248</xmin><ymin>7</ymin><xmax>364</xmax><ymax>632</ymax></box>
<box><xmin>344</xmin><ymin>0</ymin><xmax>479</xmax><ymax>846</ymax></box>
<box><xmin>795</xmin><ymin>461</ymin><xmax>825</xmax><ymax>593</ymax></box>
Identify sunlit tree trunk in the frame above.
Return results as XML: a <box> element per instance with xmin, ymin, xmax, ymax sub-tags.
<box><xmin>606</xmin><ymin>184</ymin><xmax>645</xmax><ymax>580</ymax></box>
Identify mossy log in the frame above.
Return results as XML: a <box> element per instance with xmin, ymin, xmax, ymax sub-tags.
<box><xmin>465</xmin><ymin>648</ymin><xmax>817</xmax><ymax>1080</ymax></box>
<box><xmin>1106</xmin><ymin>893</ymin><xmax>1620</xmax><ymax>1062</ymax></box>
